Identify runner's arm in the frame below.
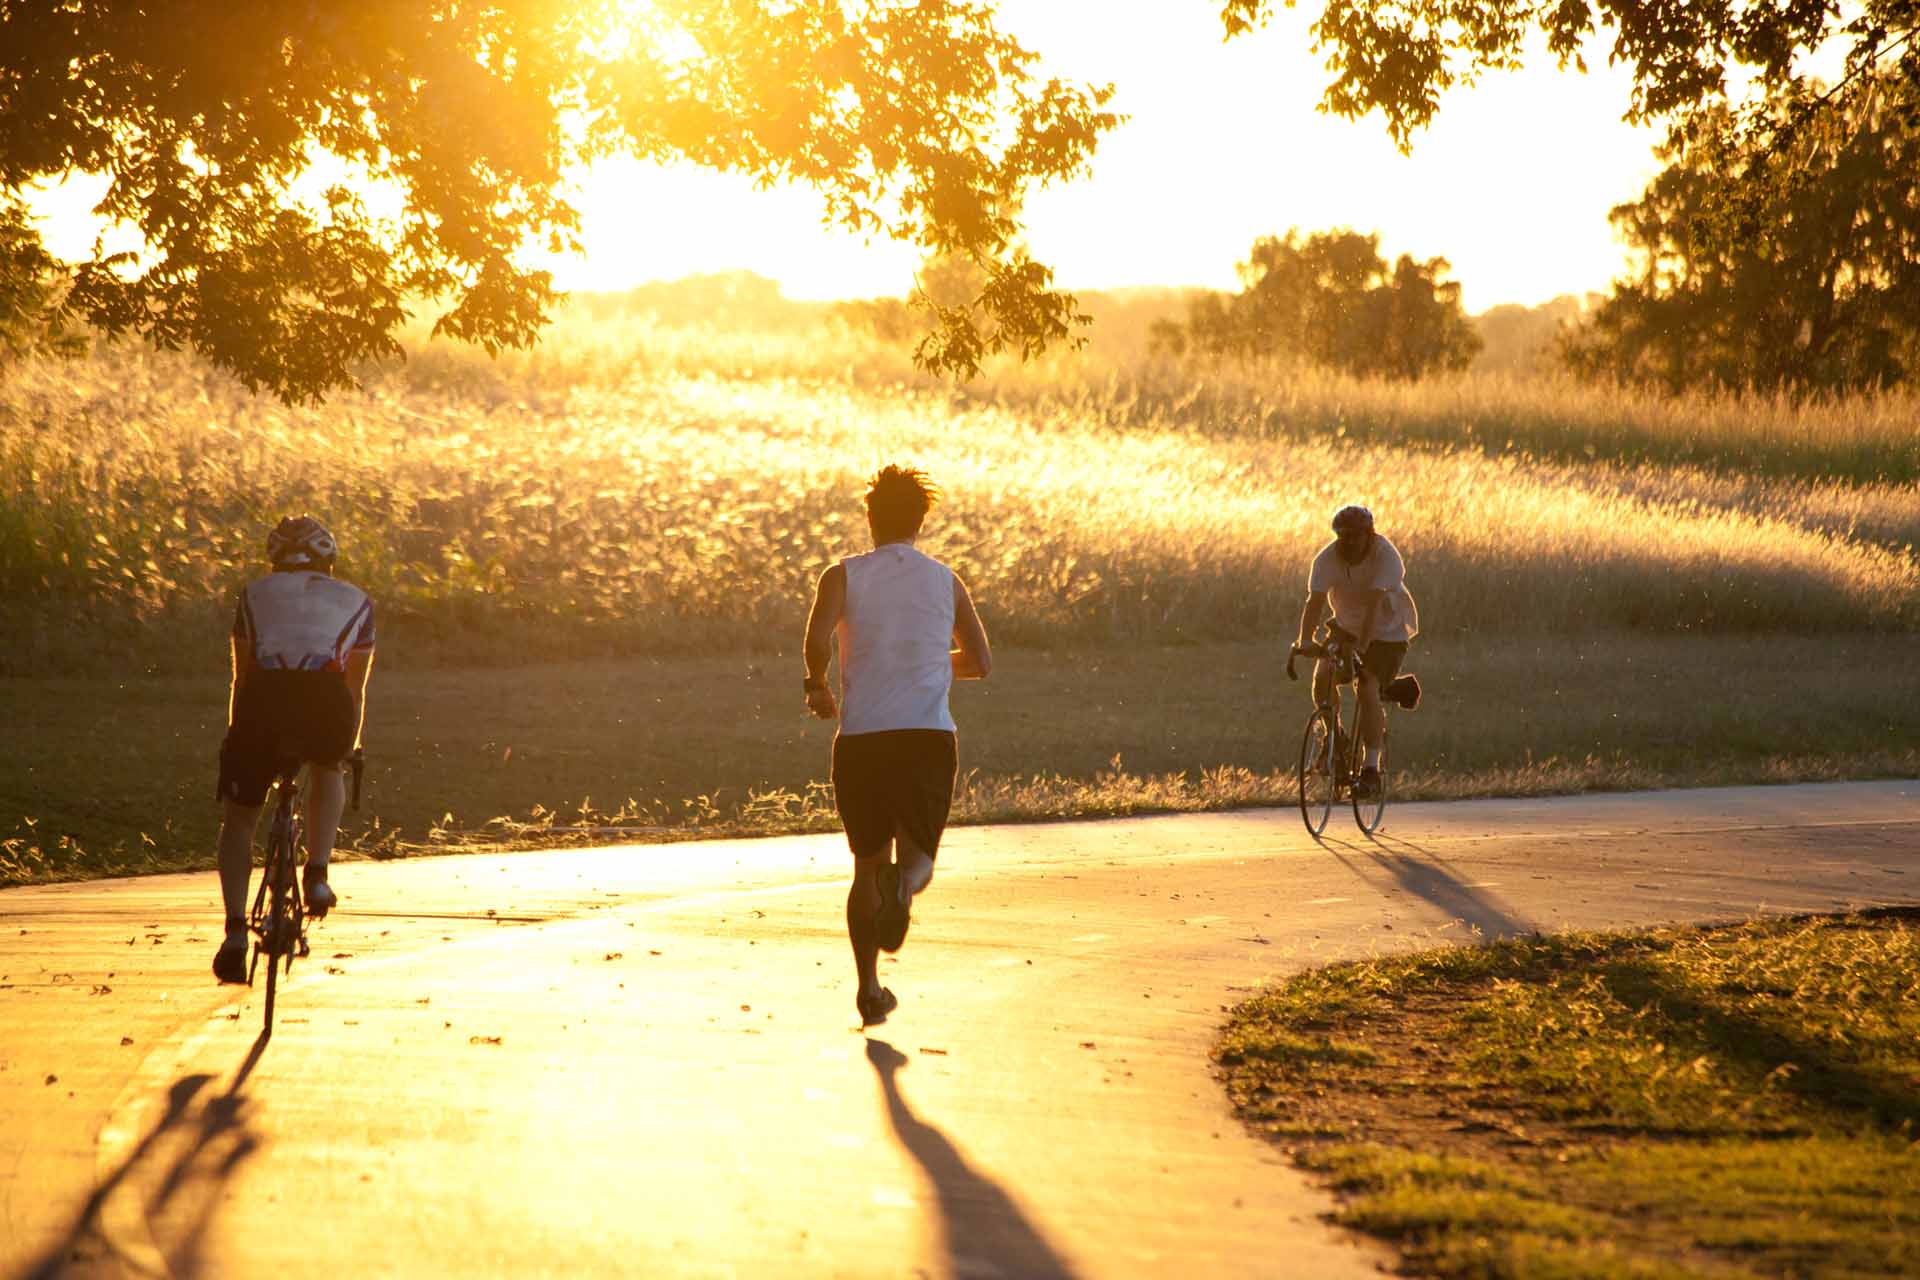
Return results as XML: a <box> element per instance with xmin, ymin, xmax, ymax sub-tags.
<box><xmin>951</xmin><ymin>574</ymin><xmax>992</xmax><ymax>679</ymax></box>
<box><xmin>803</xmin><ymin>563</ymin><xmax>845</xmax><ymax>718</ymax></box>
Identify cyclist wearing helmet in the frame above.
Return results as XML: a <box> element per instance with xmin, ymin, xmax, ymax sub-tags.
<box><xmin>1296</xmin><ymin>504</ymin><xmax>1419</xmax><ymax>799</ymax></box>
<box><xmin>211</xmin><ymin>516</ymin><xmax>375</xmax><ymax>983</ymax></box>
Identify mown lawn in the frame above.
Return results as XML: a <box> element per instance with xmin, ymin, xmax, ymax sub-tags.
<box><xmin>1217</xmin><ymin>910</ymin><xmax>1920</xmax><ymax>1279</ymax></box>
<box><xmin>4</xmin><ymin>633</ymin><xmax>1917</xmax><ymax>885</ymax></box>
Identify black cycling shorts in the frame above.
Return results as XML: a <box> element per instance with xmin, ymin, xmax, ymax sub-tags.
<box><xmin>831</xmin><ymin>729</ymin><xmax>958</xmax><ymax>861</ymax></box>
<box><xmin>218</xmin><ymin>670</ymin><xmax>355</xmax><ymax>806</ymax></box>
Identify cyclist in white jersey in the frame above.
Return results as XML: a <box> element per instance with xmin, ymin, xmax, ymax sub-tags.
<box><xmin>803</xmin><ymin>466</ymin><xmax>992</xmax><ymax>1026</ymax></box>
<box><xmin>1297</xmin><ymin>504</ymin><xmax>1419</xmax><ymax>800</ymax></box>
<box><xmin>212</xmin><ymin>516</ymin><xmax>375</xmax><ymax>983</ymax></box>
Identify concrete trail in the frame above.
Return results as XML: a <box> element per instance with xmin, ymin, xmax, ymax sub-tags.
<box><xmin>3</xmin><ymin>781</ymin><xmax>1917</xmax><ymax>1279</ymax></box>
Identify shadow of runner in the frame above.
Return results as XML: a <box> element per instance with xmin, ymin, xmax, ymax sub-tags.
<box><xmin>1325</xmin><ymin>833</ymin><xmax>1535</xmax><ymax>940</ymax></box>
<box><xmin>865</xmin><ymin>1039</ymin><xmax>1078</xmax><ymax>1280</ymax></box>
<box><xmin>20</xmin><ymin>1032</ymin><xmax>267</xmax><ymax>1280</ymax></box>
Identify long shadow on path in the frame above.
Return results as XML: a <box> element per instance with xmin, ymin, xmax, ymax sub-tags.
<box><xmin>1324</xmin><ymin>832</ymin><xmax>1535</xmax><ymax>940</ymax></box>
<box><xmin>865</xmin><ymin>1038</ymin><xmax>1078</xmax><ymax>1280</ymax></box>
<box><xmin>19</xmin><ymin>1032</ymin><xmax>266</xmax><ymax>1280</ymax></box>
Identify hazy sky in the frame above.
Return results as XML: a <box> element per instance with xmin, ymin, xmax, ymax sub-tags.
<box><xmin>553</xmin><ymin>3</ymin><xmax>1667</xmax><ymax>312</ymax></box>
<box><xmin>28</xmin><ymin>2</ymin><xmax>1668</xmax><ymax>314</ymax></box>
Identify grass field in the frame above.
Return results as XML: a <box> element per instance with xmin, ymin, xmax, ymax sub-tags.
<box><xmin>4</xmin><ymin>633</ymin><xmax>1917</xmax><ymax>886</ymax></box>
<box><xmin>2</xmin><ymin>293</ymin><xmax>1917</xmax><ymax>882</ymax></box>
<box><xmin>1216</xmin><ymin>910</ymin><xmax>1920</xmax><ymax>1278</ymax></box>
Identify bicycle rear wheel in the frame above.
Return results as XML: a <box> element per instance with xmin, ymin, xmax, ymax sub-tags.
<box><xmin>1297</xmin><ymin>705</ymin><xmax>1337</xmax><ymax>837</ymax></box>
<box><xmin>1352</xmin><ymin>730</ymin><xmax>1388</xmax><ymax>835</ymax></box>
<box><xmin>258</xmin><ymin>807</ymin><xmax>297</xmax><ymax>1033</ymax></box>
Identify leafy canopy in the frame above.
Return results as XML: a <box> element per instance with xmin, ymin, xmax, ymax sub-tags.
<box><xmin>0</xmin><ymin>0</ymin><xmax>1117</xmax><ymax>400</ymax></box>
<box><xmin>1562</xmin><ymin>72</ymin><xmax>1920</xmax><ymax>395</ymax></box>
<box><xmin>1154</xmin><ymin>227</ymin><xmax>1481</xmax><ymax>380</ymax></box>
<box><xmin>1216</xmin><ymin>1</ymin><xmax>1920</xmax><ymax>150</ymax></box>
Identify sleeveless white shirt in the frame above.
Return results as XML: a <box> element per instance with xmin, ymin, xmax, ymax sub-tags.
<box><xmin>837</xmin><ymin>543</ymin><xmax>957</xmax><ymax>735</ymax></box>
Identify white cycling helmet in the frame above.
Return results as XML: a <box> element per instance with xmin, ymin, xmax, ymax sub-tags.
<box><xmin>267</xmin><ymin>515</ymin><xmax>338</xmax><ymax>568</ymax></box>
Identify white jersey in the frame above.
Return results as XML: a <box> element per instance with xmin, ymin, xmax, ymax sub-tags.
<box><xmin>234</xmin><ymin>570</ymin><xmax>376</xmax><ymax>673</ymax></box>
<box><xmin>837</xmin><ymin>543</ymin><xmax>957</xmax><ymax>735</ymax></box>
<box><xmin>1308</xmin><ymin>534</ymin><xmax>1419</xmax><ymax>642</ymax></box>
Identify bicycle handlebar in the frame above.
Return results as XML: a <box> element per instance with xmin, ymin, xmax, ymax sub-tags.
<box><xmin>1287</xmin><ymin>641</ymin><xmax>1333</xmax><ymax>682</ymax></box>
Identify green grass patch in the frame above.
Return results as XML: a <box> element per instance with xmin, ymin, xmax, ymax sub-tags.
<box><xmin>2</xmin><ymin>632</ymin><xmax>1917</xmax><ymax>886</ymax></box>
<box><xmin>1217</xmin><ymin>912</ymin><xmax>1920</xmax><ymax>1279</ymax></box>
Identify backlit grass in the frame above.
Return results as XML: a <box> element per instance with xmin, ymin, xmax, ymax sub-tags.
<box><xmin>3</xmin><ymin>321</ymin><xmax>1916</xmax><ymax>678</ymax></box>
<box><xmin>1217</xmin><ymin>912</ymin><xmax>1920</xmax><ymax>1278</ymax></box>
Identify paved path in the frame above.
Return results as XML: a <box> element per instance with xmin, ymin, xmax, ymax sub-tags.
<box><xmin>4</xmin><ymin>781</ymin><xmax>1918</xmax><ymax>1279</ymax></box>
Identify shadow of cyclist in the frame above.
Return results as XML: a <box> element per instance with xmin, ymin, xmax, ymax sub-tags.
<box><xmin>22</xmin><ymin>1032</ymin><xmax>267</xmax><ymax>1279</ymax></box>
<box><xmin>864</xmin><ymin>1038</ymin><xmax>1078</xmax><ymax>1279</ymax></box>
<box><xmin>1321</xmin><ymin>833</ymin><xmax>1534</xmax><ymax>940</ymax></box>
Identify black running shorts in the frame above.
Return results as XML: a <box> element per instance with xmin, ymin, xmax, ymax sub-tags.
<box><xmin>831</xmin><ymin>729</ymin><xmax>958</xmax><ymax>861</ymax></box>
<box><xmin>218</xmin><ymin>670</ymin><xmax>355</xmax><ymax>806</ymax></box>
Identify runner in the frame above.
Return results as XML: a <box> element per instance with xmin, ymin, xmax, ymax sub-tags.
<box><xmin>212</xmin><ymin>516</ymin><xmax>375</xmax><ymax>983</ymax></box>
<box><xmin>803</xmin><ymin>466</ymin><xmax>992</xmax><ymax>1026</ymax></box>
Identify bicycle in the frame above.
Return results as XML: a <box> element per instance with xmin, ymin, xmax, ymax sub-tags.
<box><xmin>1287</xmin><ymin>638</ymin><xmax>1390</xmax><ymax>837</ymax></box>
<box><xmin>247</xmin><ymin>748</ymin><xmax>362</xmax><ymax>1033</ymax></box>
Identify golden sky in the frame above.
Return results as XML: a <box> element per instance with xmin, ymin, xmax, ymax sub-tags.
<box><xmin>28</xmin><ymin>3</ymin><xmax>1667</xmax><ymax>314</ymax></box>
<box><xmin>553</xmin><ymin>3</ymin><xmax>1665</xmax><ymax>312</ymax></box>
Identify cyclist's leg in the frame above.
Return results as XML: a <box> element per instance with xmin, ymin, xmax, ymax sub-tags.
<box><xmin>1311</xmin><ymin>657</ymin><xmax>1334</xmax><ymax>708</ymax></box>
<box><xmin>303</xmin><ymin>760</ymin><xmax>346</xmax><ymax>873</ymax></box>
<box><xmin>1357</xmin><ymin>642</ymin><xmax>1408</xmax><ymax>760</ymax></box>
<box><xmin>214</xmin><ymin>734</ymin><xmax>271</xmax><ymax>981</ymax></box>
<box><xmin>216</xmin><ymin>799</ymin><xmax>263</xmax><ymax>923</ymax></box>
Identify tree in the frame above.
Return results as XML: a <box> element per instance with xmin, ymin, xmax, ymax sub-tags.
<box><xmin>1216</xmin><ymin>1</ymin><xmax>1920</xmax><ymax>152</ymax></box>
<box><xmin>1159</xmin><ymin>227</ymin><xmax>1480</xmax><ymax>379</ymax></box>
<box><xmin>1561</xmin><ymin>75</ymin><xmax>1920</xmax><ymax>394</ymax></box>
<box><xmin>0</xmin><ymin>1</ymin><xmax>1116</xmax><ymax>400</ymax></box>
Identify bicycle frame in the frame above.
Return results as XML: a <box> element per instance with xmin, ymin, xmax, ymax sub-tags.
<box><xmin>246</xmin><ymin>766</ymin><xmax>309</xmax><ymax>1033</ymax></box>
<box><xmin>1287</xmin><ymin>640</ymin><xmax>1390</xmax><ymax>837</ymax></box>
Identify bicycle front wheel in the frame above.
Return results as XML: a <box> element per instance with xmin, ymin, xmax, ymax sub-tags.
<box><xmin>1352</xmin><ymin>731</ymin><xmax>1388</xmax><ymax>835</ymax></box>
<box><xmin>1298</xmin><ymin>706</ymin><xmax>1337</xmax><ymax>837</ymax></box>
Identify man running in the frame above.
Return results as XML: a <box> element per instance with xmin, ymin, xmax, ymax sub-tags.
<box><xmin>212</xmin><ymin>516</ymin><xmax>375</xmax><ymax>983</ymax></box>
<box><xmin>1296</xmin><ymin>504</ymin><xmax>1418</xmax><ymax>799</ymax></box>
<box><xmin>803</xmin><ymin>466</ymin><xmax>992</xmax><ymax>1026</ymax></box>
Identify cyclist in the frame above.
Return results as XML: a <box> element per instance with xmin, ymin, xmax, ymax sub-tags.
<box><xmin>1296</xmin><ymin>504</ymin><xmax>1418</xmax><ymax>800</ymax></box>
<box><xmin>212</xmin><ymin>516</ymin><xmax>375</xmax><ymax>983</ymax></box>
<box><xmin>803</xmin><ymin>466</ymin><xmax>992</xmax><ymax>1026</ymax></box>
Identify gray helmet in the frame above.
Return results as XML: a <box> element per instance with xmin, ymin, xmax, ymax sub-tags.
<box><xmin>267</xmin><ymin>515</ymin><xmax>337</xmax><ymax>568</ymax></box>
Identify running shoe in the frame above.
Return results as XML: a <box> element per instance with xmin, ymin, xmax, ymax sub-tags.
<box><xmin>857</xmin><ymin>987</ymin><xmax>898</xmax><ymax>1026</ymax></box>
<box><xmin>1353</xmin><ymin>766</ymin><xmax>1381</xmax><ymax>800</ymax></box>
<box><xmin>303</xmin><ymin>869</ymin><xmax>337</xmax><ymax>919</ymax></box>
<box><xmin>874</xmin><ymin>863</ymin><xmax>910</xmax><ymax>953</ymax></box>
<box><xmin>212</xmin><ymin>931</ymin><xmax>249</xmax><ymax>984</ymax></box>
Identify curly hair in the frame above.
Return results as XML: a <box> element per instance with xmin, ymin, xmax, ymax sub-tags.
<box><xmin>865</xmin><ymin>464</ymin><xmax>941</xmax><ymax>542</ymax></box>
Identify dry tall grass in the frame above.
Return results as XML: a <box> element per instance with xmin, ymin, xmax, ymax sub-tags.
<box><xmin>2</xmin><ymin>300</ymin><xmax>1916</xmax><ymax>675</ymax></box>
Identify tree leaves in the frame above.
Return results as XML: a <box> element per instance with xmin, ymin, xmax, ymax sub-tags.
<box><xmin>0</xmin><ymin>1</ymin><xmax>1116</xmax><ymax>399</ymax></box>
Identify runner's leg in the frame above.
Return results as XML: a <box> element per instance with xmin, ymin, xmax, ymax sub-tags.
<box><xmin>848</xmin><ymin>853</ymin><xmax>886</xmax><ymax>1001</ymax></box>
<box><xmin>897</xmin><ymin>828</ymin><xmax>934</xmax><ymax>899</ymax></box>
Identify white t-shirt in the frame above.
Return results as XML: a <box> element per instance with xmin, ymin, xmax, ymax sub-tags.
<box><xmin>1308</xmin><ymin>534</ymin><xmax>1419</xmax><ymax>642</ymax></box>
<box><xmin>836</xmin><ymin>543</ymin><xmax>958</xmax><ymax>735</ymax></box>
